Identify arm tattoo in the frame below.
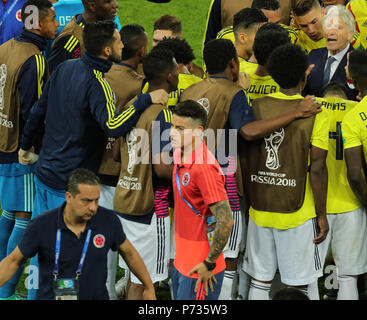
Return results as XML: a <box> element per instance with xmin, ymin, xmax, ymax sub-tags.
<box><xmin>207</xmin><ymin>201</ymin><xmax>233</xmax><ymax>263</ymax></box>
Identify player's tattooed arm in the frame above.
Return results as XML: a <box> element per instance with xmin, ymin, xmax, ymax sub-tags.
<box><xmin>187</xmin><ymin>199</ymin><xmax>233</xmax><ymax>295</ymax></box>
<box><xmin>206</xmin><ymin>200</ymin><xmax>234</xmax><ymax>263</ymax></box>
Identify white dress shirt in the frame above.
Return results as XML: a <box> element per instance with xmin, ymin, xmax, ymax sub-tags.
<box><xmin>324</xmin><ymin>43</ymin><xmax>350</xmax><ymax>82</ymax></box>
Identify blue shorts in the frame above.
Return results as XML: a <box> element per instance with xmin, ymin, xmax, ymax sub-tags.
<box><xmin>0</xmin><ymin>163</ymin><xmax>35</xmax><ymax>212</ymax></box>
<box><xmin>171</xmin><ymin>265</ymin><xmax>224</xmax><ymax>300</ymax></box>
<box><xmin>32</xmin><ymin>176</ymin><xmax>65</xmax><ymax>219</ymax></box>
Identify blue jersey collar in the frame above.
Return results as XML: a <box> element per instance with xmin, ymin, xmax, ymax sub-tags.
<box><xmin>82</xmin><ymin>52</ymin><xmax>113</xmax><ymax>73</ymax></box>
<box><xmin>15</xmin><ymin>29</ymin><xmax>47</xmax><ymax>52</ymax></box>
<box><xmin>209</xmin><ymin>75</ymin><xmax>229</xmax><ymax>80</ymax></box>
<box><xmin>118</xmin><ymin>62</ymin><xmax>136</xmax><ymax>71</ymax></box>
<box><xmin>75</xmin><ymin>13</ymin><xmax>86</xmax><ymax>28</ymax></box>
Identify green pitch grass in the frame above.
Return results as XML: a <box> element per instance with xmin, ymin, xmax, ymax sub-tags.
<box><xmin>117</xmin><ymin>0</ymin><xmax>212</xmax><ymax>67</ymax></box>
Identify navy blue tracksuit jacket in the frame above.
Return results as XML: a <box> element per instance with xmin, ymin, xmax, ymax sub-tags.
<box><xmin>20</xmin><ymin>52</ymin><xmax>153</xmax><ymax>190</ymax></box>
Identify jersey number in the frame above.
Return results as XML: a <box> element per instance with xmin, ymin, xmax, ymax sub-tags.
<box><xmin>329</xmin><ymin>121</ymin><xmax>343</xmax><ymax>160</ymax></box>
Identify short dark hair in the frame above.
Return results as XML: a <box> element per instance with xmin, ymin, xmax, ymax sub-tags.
<box><xmin>233</xmin><ymin>8</ymin><xmax>268</xmax><ymax>35</ymax></box>
<box><xmin>81</xmin><ymin>0</ymin><xmax>92</xmax><ymax>10</ymax></box>
<box><xmin>204</xmin><ymin>39</ymin><xmax>237</xmax><ymax>75</ymax></box>
<box><xmin>153</xmin><ymin>14</ymin><xmax>182</xmax><ymax>35</ymax></box>
<box><xmin>348</xmin><ymin>49</ymin><xmax>367</xmax><ymax>79</ymax></box>
<box><xmin>172</xmin><ymin>100</ymin><xmax>207</xmax><ymax>128</ymax></box>
<box><xmin>67</xmin><ymin>168</ymin><xmax>101</xmax><ymax>196</ymax></box>
<box><xmin>267</xmin><ymin>43</ymin><xmax>308</xmax><ymax>89</ymax></box>
<box><xmin>83</xmin><ymin>20</ymin><xmax>117</xmax><ymax>56</ymax></box>
<box><xmin>155</xmin><ymin>37</ymin><xmax>195</xmax><ymax>65</ymax></box>
<box><xmin>292</xmin><ymin>0</ymin><xmax>320</xmax><ymax>16</ymax></box>
<box><xmin>252</xmin><ymin>0</ymin><xmax>280</xmax><ymax>11</ymax></box>
<box><xmin>253</xmin><ymin>23</ymin><xmax>290</xmax><ymax>66</ymax></box>
<box><xmin>321</xmin><ymin>82</ymin><xmax>349</xmax><ymax>98</ymax></box>
<box><xmin>120</xmin><ymin>24</ymin><xmax>147</xmax><ymax>60</ymax></box>
<box><xmin>273</xmin><ymin>288</ymin><xmax>310</xmax><ymax>300</ymax></box>
<box><xmin>21</xmin><ymin>0</ymin><xmax>52</xmax><ymax>24</ymax></box>
<box><xmin>142</xmin><ymin>47</ymin><xmax>175</xmax><ymax>82</ymax></box>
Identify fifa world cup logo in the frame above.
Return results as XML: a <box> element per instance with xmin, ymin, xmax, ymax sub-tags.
<box><xmin>126</xmin><ymin>128</ymin><xmax>138</xmax><ymax>174</ymax></box>
<box><xmin>197</xmin><ymin>98</ymin><xmax>210</xmax><ymax>115</ymax></box>
<box><xmin>264</xmin><ymin>128</ymin><xmax>285</xmax><ymax>170</ymax></box>
<box><xmin>0</xmin><ymin>64</ymin><xmax>7</xmax><ymax>111</ymax></box>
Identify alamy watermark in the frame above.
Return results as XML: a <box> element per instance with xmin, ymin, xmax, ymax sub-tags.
<box><xmin>324</xmin><ymin>264</ymin><xmax>339</xmax><ymax>290</ymax></box>
<box><xmin>127</xmin><ymin>121</ymin><xmax>238</xmax><ymax>174</ymax></box>
<box><xmin>24</xmin><ymin>265</ymin><xmax>39</xmax><ymax>290</ymax></box>
<box><xmin>23</xmin><ymin>5</ymin><xmax>40</xmax><ymax>29</ymax></box>
<box><xmin>22</xmin><ymin>264</ymin><xmax>341</xmax><ymax>293</ymax></box>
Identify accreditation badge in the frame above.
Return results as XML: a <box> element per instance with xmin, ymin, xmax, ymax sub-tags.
<box><xmin>54</xmin><ymin>277</ymin><xmax>79</xmax><ymax>300</ymax></box>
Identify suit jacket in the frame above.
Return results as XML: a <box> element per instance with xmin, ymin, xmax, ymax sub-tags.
<box><xmin>303</xmin><ymin>45</ymin><xmax>358</xmax><ymax>100</ymax></box>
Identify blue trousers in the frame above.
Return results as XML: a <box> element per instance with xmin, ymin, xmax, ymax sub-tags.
<box><xmin>171</xmin><ymin>265</ymin><xmax>224</xmax><ymax>300</ymax></box>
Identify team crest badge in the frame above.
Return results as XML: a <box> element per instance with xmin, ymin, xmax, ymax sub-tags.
<box><xmin>16</xmin><ymin>10</ymin><xmax>22</xmax><ymax>22</ymax></box>
<box><xmin>93</xmin><ymin>234</ymin><xmax>105</xmax><ymax>248</ymax></box>
<box><xmin>182</xmin><ymin>172</ymin><xmax>190</xmax><ymax>186</ymax></box>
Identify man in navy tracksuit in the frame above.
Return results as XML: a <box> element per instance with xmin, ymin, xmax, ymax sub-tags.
<box><xmin>18</xmin><ymin>20</ymin><xmax>168</xmax><ymax>300</ymax></box>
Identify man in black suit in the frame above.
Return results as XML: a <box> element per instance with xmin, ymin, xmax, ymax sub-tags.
<box><xmin>303</xmin><ymin>5</ymin><xmax>358</xmax><ymax>100</ymax></box>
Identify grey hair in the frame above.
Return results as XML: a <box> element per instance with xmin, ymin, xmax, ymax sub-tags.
<box><xmin>322</xmin><ymin>5</ymin><xmax>356</xmax><ymax>34</ymax></box>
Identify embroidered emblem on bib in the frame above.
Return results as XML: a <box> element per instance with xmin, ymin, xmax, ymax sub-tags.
<box><xmin>93</xmin><ymin>234</ymin><xmax>105</xmax><ymax>248</ymax></box>
<box><xmin>182</xmin><ymin>172</ymin><xmax>190</xmax><ymax>186</ymax></box>
<box><xmin>264</xmin><ymin>128</ymin><xmax>285</xmax><ymax>170</ymax></box>
<box><xmin>197</xmin><ymin>98</ymin><xmax>210</xmax><ymax>115</ymax></box>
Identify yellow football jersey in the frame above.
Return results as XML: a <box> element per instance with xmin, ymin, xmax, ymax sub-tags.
<box><xmin>284</xmin><ymin>25</ymin><xmax>361</xmax><ymax>53</ymax></box>
<box><xmin>142</xmin><ymin>73</ymin><xmax>202</xmax><ymax>108</ymax></box>
<box><xmin>282</xmin><ymin>24</ymin><xmax>298</xmax><ymax>44</ymax></box>
<box><xmin>347</xmin><ymin>0</ymin><xmax>367</xmax><ymax>49</ymax></box>
<box><xmin>284</xmin><ymin>25</ymin><xmax>326</xmax><ymax>53</ymax></box>
<box><xmin>239</xmin><ymin>57</ymin><xmax>258</xmax><ymax>75</ymax></box>
<box><xmin>246</xmin><ymin>73</ymin><xmax>280</xmax><ymax>101</ymax></box>
<box><xmin>342</xmin><ymin>96</ymin><xmax>367</xmax><ymax>164</ymax></box>
<box><xmin>249</xmin><ymin>92</ymin><xmax>330</xmax><ymax>230</ymax></box>
<box><xmin>317</xmin><ymin>97</ymin><xmax>360</xmax><ymax>214</ymax></box>
<box><xmin>216</xmin><ymin>25</ymin><xmax>235</xmax><ymax>44</ymax></box>
<box><xmin>219</xmin><ymin>24</ymin><xmax>293</xmax><ymax>46</ymax></box>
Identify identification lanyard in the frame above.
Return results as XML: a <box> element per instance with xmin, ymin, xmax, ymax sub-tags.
<box><xmin>175</xmin><ymin>165</ymin><xmax>216</xmax><ymax>227</ymax></box>
<box><xmin>175</xmin><ymin>164</ymin><xmax>200</xmax><ymax>216</ymax></box>
<box><xmin>0</xmin><ymin>0</ymin><xmax>20</xmax><ymax>28</ymax></box>
<box><xmin>53</xmin><ymin>228</ymin><xmax>92</xmax><ymax>280</ymax></box>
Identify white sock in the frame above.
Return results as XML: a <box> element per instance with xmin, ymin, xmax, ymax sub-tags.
<box><xmin>218</xmin><ymin>270</ymin><xmax>236</xmax><ymax>300</ymax></box>
<box><xmin>106</xmin><ymin>249</ymin><xmax>118</xmax><ymax>300</ymax></box>
<box><xmin>237</xmin><ymin>268</ymin><xmax>250</xmax><ymax>299</ymax></box>
<box><xmin>248</xmin><ymin>279</ymin><xmax>271</xmax><ymax>300</ymax></box>
<box><xmin>337</xmin><ymin>275</ymin><xmax>358</xmax><ymax>300</ymax></box>
<box><xmin>307</xmin><ymin>280</ymin><xmax>320</xmax><ymax>300</ymax></box>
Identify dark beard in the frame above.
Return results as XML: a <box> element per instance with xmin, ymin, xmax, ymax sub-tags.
<box><xmin>108</xmin><ymin>50</ymin><xmax>122</xmax><ymax>63</ymax></box>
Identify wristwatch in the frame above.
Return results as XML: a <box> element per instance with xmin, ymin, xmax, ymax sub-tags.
<box><xmin>203</xmin><ymin>260</ymin><xmax>216</xmax><ymax>271</ymax></box>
